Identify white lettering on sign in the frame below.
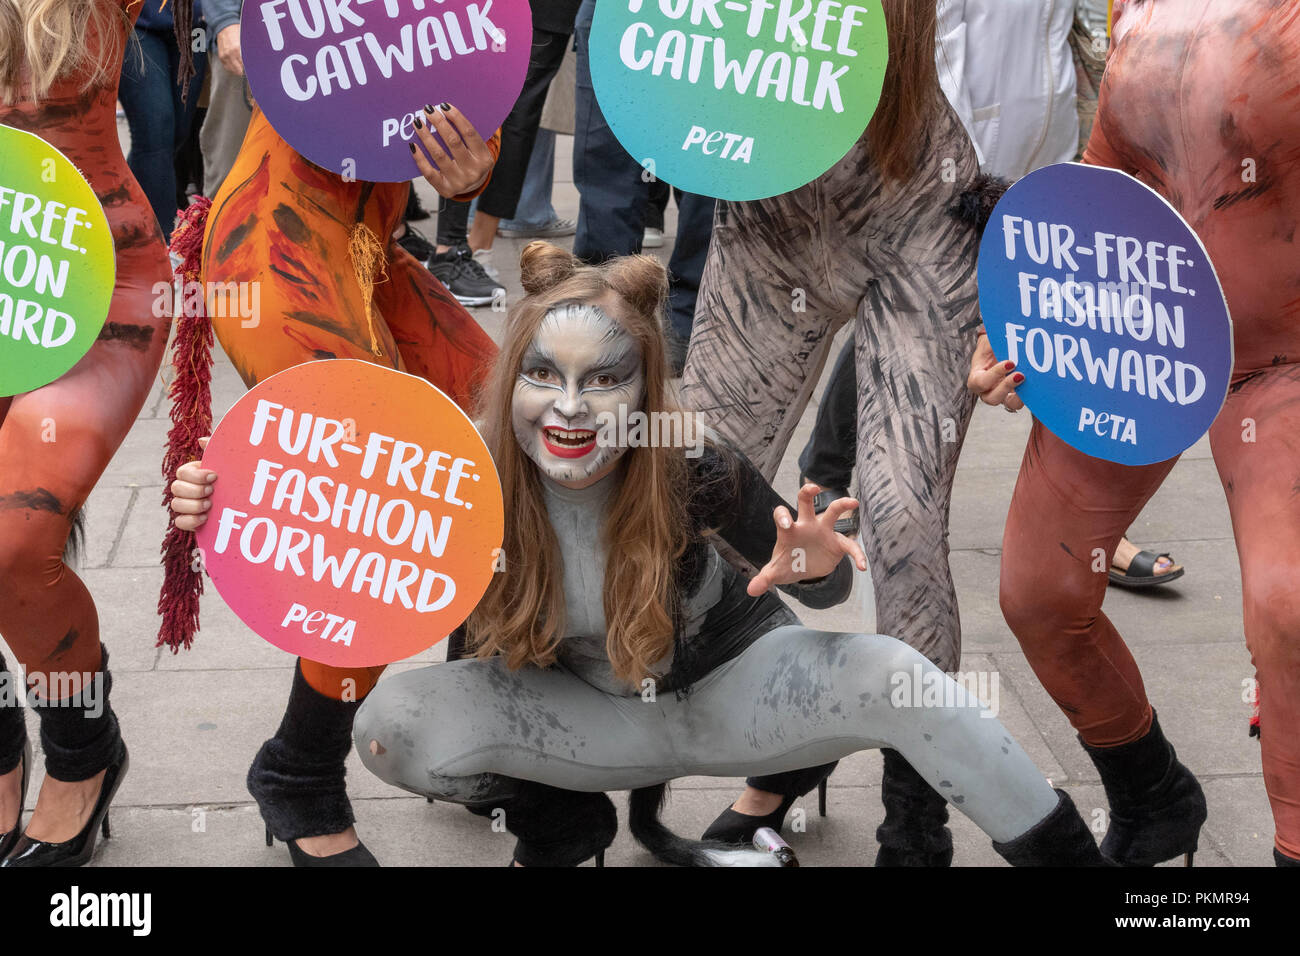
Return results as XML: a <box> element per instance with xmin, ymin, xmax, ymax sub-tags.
<box><xmin>681</xmin><ymin>125</ymin><xmax>754</xmax><ymax>162</ymax></box>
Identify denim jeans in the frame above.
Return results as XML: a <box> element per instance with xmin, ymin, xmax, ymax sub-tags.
<box><xmin>496</xmin><ymin>129</ymin><xmax>560</xmax><ymax>230</ymax></box>
<box><xmin>118</xmin><ymin>27</ymin><xmax>207</xmax><ymax>234</ymax></box>
<box><xmin>572</xmin><ymin>0</ymin><xmax>715</xmax><ymax>340</ymax></box>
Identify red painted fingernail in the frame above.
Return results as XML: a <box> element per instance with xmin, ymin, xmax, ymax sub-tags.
<box><xmin>1013</xmin><ymin>373</ymin><xmax>1025</xmax><ymax>383</ymax></box>
<box><xmin>1004</xmin><ymin>361</ymin><xmax>1016</xmax><ymax>371</ymax></box>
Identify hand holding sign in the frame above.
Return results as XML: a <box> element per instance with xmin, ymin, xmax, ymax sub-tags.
<box><xmin>409</xmin><ymin>103</ymin><xmax>495</xmax><ymax>197</ymax></box>
<box><xmin>193</xmin><ymin>360</ymin><xmax>504</xmax><ymax>668</ymax></box>
<box><xmin>968</xmin><ymin>335</ymin><xmax>1024</xmax><ymax>413</ymax></box>
<box><xmin>976</xmin><ymin>163</ymin><xmax>1233</xmax><ymax>466</ymax></box>
<box><xmin>0</xmin><ymin>125</ymin><xmax>115</xmax><ymax>397</ymax></box>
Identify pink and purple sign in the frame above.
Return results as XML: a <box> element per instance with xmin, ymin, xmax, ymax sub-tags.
<box><xmin>242</xmin><ymin>0</ymin><xmax>532</xmax><ymax>183</ymax></box>
<box><xmin>978</xmin><ymin>163</ymin><xmax>1234</xmax><ymax>466</ymax></box>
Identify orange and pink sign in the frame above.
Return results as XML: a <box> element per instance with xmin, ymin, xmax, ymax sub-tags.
<box><xmin>195</xmin><ymin>360</ymin><xmax>504</xmax><ymax>667</ymax></box>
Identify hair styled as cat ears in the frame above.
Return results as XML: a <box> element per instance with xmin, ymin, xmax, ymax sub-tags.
<box><xmin>519</xmin><ymin>241</ymin><xmax>669</xmax><ymax>321</ymax></box>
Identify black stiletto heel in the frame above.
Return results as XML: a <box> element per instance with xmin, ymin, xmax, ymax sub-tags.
<box><xmin>818</xmin><ymin>778</ymin><xmax>828</xmax><ymax>818</ymax></box>
<box><xmin>263</xmin><ymin>823</ymin><xmax>380</xmax><ymax>866</ymax></box>
<box><xmin>701</xmin><ymin>792</ymin><xmax>799</xmax><ymax>845</ymax></box>
<box><xmin>1185</xmin><ymin>851</ymin><xmax>1195</xmax><ymax>867</ymax></box>
<box><xmin>1</xmin><ymin>743</ymin><xmax>129</xmax><ymax>868</ymax></box>
<box><xmin>595</xmin><ymin>850</ymin><xmax>605</xmax><ymax>867</ymax></box>
<box><xmin>0</xmin><ymin>739</ymin><xmax>32</xmax><ymax>859</ymax></box>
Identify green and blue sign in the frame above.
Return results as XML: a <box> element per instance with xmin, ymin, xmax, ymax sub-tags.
<box><xmin>590</xmin><ymin>0</ymin><xmax>888</xmax><ymax>200</ymax></box>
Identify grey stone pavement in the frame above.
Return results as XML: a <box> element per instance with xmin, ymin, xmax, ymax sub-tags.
<box><xmin>3</xmin><ymin>134</ymin><xmax>1272</xmax><ymax>868</ymax></box>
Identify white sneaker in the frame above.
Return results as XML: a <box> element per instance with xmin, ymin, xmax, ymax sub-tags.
<box><xmin>472</xmin><ymin>247</ymin><xmax>501</xmax><ymax>280</ymax></box>
<box><xmin>643</xmin><ymin>227</ymin><xmax>664</xmax><ymax>248</ymax></box>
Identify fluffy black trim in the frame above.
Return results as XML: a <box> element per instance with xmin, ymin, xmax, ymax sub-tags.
<box><xmin>950</xmin><ymin>174</ymin><xmax>1012</xmax><ymax>237</ymax></box>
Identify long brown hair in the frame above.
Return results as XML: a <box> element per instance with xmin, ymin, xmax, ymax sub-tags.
<box><xmin>0</xmin><ymin>0</ymin><xmax>131</xmax><ymax>103</ymax></box>
<box><xmin>868</xmin><ymin>0</ymin><xmax>941</xmax><ymax>183</ymax></box>
<box><xmin>466</xmin><ymin>243</ymin><xmax>690</xmax><ymax>687</ymax></box>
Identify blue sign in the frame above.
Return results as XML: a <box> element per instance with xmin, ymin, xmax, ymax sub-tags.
<box><xmin>978</xmin><ymin>163</ymin><xmax>1233</xmax><ymax>466</ymax></box>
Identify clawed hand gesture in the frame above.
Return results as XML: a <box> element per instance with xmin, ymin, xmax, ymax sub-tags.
<box><xmin>747</xmin><ymin>483</ymin><xmax>869</xmax><ymax>597</ymax></box>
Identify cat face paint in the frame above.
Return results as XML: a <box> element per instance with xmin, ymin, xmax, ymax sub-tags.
<box><xmin>512</xmin><ymin>303</ymin><xmax>645</xmax><ymax>487</ymax></box>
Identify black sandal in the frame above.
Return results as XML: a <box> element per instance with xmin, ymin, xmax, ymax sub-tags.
<box><xmin>1109</xmin><ymin>550</ymin><xmax>1185</xmax><ymax>589</ymax></box>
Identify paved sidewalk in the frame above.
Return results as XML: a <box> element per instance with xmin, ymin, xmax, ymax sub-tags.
<box><xmin>1</xmin><ymin>135</ymin><xmax>1271</xmax><ymax>867</ymax></box>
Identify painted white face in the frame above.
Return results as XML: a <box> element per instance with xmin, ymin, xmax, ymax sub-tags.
<box><xmin>512</xmin><ymin>303</ymin><xmax>645</xmax><ymax>487</ymax></box>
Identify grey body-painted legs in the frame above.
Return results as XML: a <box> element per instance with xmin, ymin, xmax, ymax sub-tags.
<box><xmin>354</xmin><ymin>627</ymin><xmax>1059</xmax><ymax>844</ymax></box>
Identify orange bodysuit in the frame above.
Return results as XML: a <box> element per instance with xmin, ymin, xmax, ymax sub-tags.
<box><xmin>999</xmin><ymin>0</ymin><xmax>1300</xmax><ymax>859</ymax></box>
<box><xmin>201</xmin><ymin>109</ymin><xmax>500</xmax><ymax>699</ymax></box>
<box><xmin>0</xmin><ymin>3</ymin><xmax>170</xmax><ymax>684</ymax></box>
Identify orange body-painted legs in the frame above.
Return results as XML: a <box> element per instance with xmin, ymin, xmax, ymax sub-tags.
<box><xmin>203</xmin><ymin>112</ymin><xmax>496</xmax><ymax>845</ymax></box>
<box><xmin>0</xmin><ymin>267</ymin><xmax>168</xmax><ymax>682</ymax></box>
<box><xmin>1211</xmin><ymin>364</ymin><xmax>1300</xmax><ymax>859</ymax></box>
<box><xmin>998</xmin><ymin>421</ymin><xmax>1177</xmax><ymax>747</ymax></box>
<box><xmin>0</xmin><ymin>254</ymin><xmax>168</xmax><ymax>783</ymax></box>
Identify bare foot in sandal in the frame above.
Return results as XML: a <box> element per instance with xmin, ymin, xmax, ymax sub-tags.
<box><xmin>1110</xmin><ymin>537</ymin><xmax>1185</xmax><ymax>589</ymax></box>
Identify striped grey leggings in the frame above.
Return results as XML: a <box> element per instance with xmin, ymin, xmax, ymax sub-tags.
<box><xmin>681</xmin><ymin>98</ymin><xmax>983</xmax><ymax>672</ymax></box>
<box><xmin>354</xmin><ymin>627</ymin><xmax>1059</xmax><ymax>844</ymax></box>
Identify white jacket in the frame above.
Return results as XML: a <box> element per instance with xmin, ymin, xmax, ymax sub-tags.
<box><xmin>935</xmin><ymin>0</ymin><xmax>1080</xmax><ymax>180</ymax></box>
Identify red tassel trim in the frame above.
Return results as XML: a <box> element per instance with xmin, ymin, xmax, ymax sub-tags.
<box><xmin>156</xmin><ymin>196</ymin><xmax>214</xmax><ymax>653</ymax></box>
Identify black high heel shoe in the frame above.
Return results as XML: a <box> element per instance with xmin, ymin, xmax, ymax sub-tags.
<box><xmin>2</xmin><ymin>744</ymin><xmax>128</xmax><ymax>868</ymax></box>
<box><xmin>0</xmin><ymin>739</ymin><xmax>32</xmax><ymax>859</ymax></box>
<box><xmin>265</xmin><ymin>824</ymin><xmax>380</xmax><ymax>867</ymax></box>
<box><xmin>701</xmin><ymin>792</ymin><xmax>800</xmax><ymax>845</ymax></box>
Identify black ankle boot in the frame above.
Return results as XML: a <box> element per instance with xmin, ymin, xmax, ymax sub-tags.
<box><xmin>1276</xmin><ymin>848</ymin><xmax>1300</xmax><ymax>867</ymax></box>
<box><xmin>249</xmin><ymin>661</ymin><xmax>377</xmax><ymax>866</ymax></box>
<box><xmin>993</xmin><ymin>789</ymin><xmax>1109</xmax><ymax>866</ymax></box>
<box><xmin>1080</xmin><ymin>710</ymin><xmax>1207</xmax><ymax>866</ymax></box>
<box><xmin>875</xmin><ymin>749</ymin><xmax>952</xmax><ymax>866</ymax></box>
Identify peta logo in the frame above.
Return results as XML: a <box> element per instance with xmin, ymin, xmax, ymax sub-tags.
<box><xmin>681</xmin><ymin>125</ymin><xmax>754</xmax><ymax>163</ymax></box>
<box><xmin>49</xmin><ymin>886</ymin><xmax>151</xmax><ymax>936</ymax></box>
<box><xmin>1078</xmin><ymin>406</ymin><xmax>1138</xmax><ymax>446</ymax></box>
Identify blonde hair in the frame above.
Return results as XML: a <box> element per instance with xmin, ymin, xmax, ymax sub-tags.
<box><xmin>465</xmin><ymin>242</ymin><xmax>690</xmax><ymax>688</ymax></box>
<box><xmin>0</xmin><ymin>0</ymin><xmax>131</xmax><ymax>103</ymax></box>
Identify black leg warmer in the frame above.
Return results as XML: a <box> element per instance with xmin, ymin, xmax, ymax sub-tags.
<box><xmin>248</xmin><ymin>660</ymin><xmax>362</xmax><ymax>842</ymax></box>
<box><xmin>875</xmin><ymin>748</ymin><xmax>953</xmax><ymax>866</ymax></box>
<box><xmin>0</xmin><ymin>652</ymin><xmax>27</xmax><ymax>776</ymax></box>
<box><xmin>29</xmin><ymin>644</ymin><xmax>123</xmax><ymax>782</ymax></box>
<box><xmin>467</xmin><ymin>780</ymin><xmax>617</xmax><ymax>867</ymax></box>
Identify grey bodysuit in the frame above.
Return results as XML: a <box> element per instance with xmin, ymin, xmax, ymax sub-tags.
<box><xmin>543</xmin><ymin>473</ymin><xmax>668</xmax><ymax>695</ymax></box>
<box><xmin>353</xmin><ymin>444</ymin><xmax>1063</xmax><ymax>845</ymax></box>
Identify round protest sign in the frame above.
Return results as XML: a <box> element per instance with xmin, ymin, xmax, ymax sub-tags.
<box><xmin>0</xmin><ymin>125</ymin><xmax>115</xmax><ymax>398</ymax></box>
<box><xmin>196</xmin><ymin>360</ymin><xmax>505</xmax><ymax>667</ymax></box>
<box><xmin>242</xmin><ymin>0</ymin><xmax>531</xmax><ymax>183</ymax></box>
<box><xmin>978</xmin><ymin>163</ymin><xmax>1234</xmax><ymax>467</ymax></box>
<box><xmin>589</xmin><ymin>0</ymin><xmax>888</xmax><ymax>201</ymax></box>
